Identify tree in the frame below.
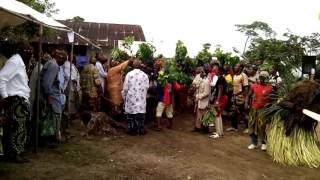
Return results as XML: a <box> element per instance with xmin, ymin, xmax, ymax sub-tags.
<box><xmin>18</xmin><ymin>0</ymin><xmax>59</xmax><ymax>17</ymax></box>
<box><xmin>0</xmin><ymin>0</ymin><xmax>59</xmax><ymax>42</ymax></box>
<box><xmin>302</xmin><ymin>33</ymin><xmax>320</xmax><ymax>56</ymax></box>
<box><xmin>66</xmin><ymin>16</ymin><xmax>85</xmax><ymax>23</ymax></box>
<box><xmin>244</xmin><ymin>33</ymin><xmax>305</xmax><ymax>86</ymax></box>
<box><xmin>245</xmin><ymin>37</ymin><xmax>304</xmax><ymax>69</ymax></box>
<box><xmin>195</xmin><ymin>43</ymin><xmax>212</xmax><ymax>66</ymax></box>
<box><xmin>236</xmin><ymin>21</ymin><xmax>320</xmax><ymax>84</ymax></box>
<box><xmin>235</xmin><ymin>21</ymin><xmax>276</xmax><ymax>53</ymax></box>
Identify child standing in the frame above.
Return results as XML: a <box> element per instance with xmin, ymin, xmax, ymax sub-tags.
<box><xmin>245</xmin><ymin>71</ymin><xmax>272</xmax><ymax>151</ymax></box>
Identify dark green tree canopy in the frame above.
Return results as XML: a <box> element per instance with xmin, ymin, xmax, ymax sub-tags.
<box><xmin>66</xmin><ymin>16</ymin><xmax>85</xmax><ymax>22</ymax></box>
<box><xmin>237</xmin><ymin>21</ymin><xmax>320</xmax><ymax>85</ymax></box>
<box><xmin>0</xmin><ymin>0</ymin><xmax>59</xmax><ymax>42</ymax></box>
<box><xmin>18</xmin><ymin>0</ymin><xmax>59</xmax><ymax>17</ymax></box>
<box><xmin>235</xmin><ymin>21</ymin><xmax>276</xmax><ymax>38</ymax></box>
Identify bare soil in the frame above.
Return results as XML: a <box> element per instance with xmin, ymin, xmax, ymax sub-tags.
<box><xmin>1</xmin><ymin>113</ymin><xmax>320</xmax><ymax>180</ymax></box>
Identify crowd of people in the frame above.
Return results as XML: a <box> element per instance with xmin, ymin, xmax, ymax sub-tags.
<box><xmin>190</xmin><ymin>60</ymin><xmax>282</xmax><ymax>149</ymax></box>
<box><xmin>0</xmin><ymin>43</ymin><xmax>109</xmax><ymax>163</ymax></box>
<box><xmin>0</xmin><ymin>41</ymin><xmax>290</xmax><ymax>164</ymax></box>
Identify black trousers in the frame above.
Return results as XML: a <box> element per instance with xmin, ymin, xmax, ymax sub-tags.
<box><xmin>127</xmin><ymin>113</ymin><xmax>146</xmax><ymax>134</ymax></box>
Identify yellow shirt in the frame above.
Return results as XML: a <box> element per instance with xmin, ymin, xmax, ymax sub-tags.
<box><xmin>233</xmin><ymin>72</ymin><xmax>249</xmax><ymax>94</ymax></box>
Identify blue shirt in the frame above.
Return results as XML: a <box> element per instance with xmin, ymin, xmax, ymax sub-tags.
<box><xmin>41</xmin><ymin>60</ymin><xmax>65</xmax><ymax>113</ymax></box>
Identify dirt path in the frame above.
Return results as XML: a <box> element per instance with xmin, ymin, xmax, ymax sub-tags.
<box><xmin>1</xmin><ymin>113</ymin><xmax>320</xmax><ymax>180</ymax></box>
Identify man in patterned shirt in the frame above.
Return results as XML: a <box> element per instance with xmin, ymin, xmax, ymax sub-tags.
<box><xmin>122</xmin><ymin>60</ymin><xmax>149</xmax><ymax>135</ymax></box>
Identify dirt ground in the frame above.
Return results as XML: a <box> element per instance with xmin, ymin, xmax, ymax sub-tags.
<box><xmin>1</xmin><ymin>113</ymin><xmax>320</xmax><ymax>180</ymax></box>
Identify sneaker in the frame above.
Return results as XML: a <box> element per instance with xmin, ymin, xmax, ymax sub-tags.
<box><xmin>209</xmin><ymin>133</ymin><xmax>220</xmax><ymax>139</ymax></box>
<box><xmin>248</xmin><ymin>144</ymin><xmax>258</xmax><ymax>150</ymax></box>
<box><xmin>226</xmin><ymin>127</ymin><xmax>238</xmax><ymax>132</ymax></box>
<box><xmin>261</xmin><ymin>144</ymin><xmax>267</xmax><ymax>151</ymax></box>
<box><xmin>243</xmin><ymin>128</ymin><xmax>249</xmax><ymax>134</ymax></box>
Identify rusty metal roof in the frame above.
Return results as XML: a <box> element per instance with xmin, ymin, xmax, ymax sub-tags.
<box><xmin>43</xmin><ymin>20</ymin><xmax>146</xmax><ymax>47</ymax></box>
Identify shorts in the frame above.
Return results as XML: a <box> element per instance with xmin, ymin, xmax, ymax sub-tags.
<box><xmin>156</xmin><ymin>102</ymin><xmax>173</xmax><ymax>118</ymax></box>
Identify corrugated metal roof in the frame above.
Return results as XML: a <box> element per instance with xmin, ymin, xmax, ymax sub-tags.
<box><xmin>42</xmin><ymin>20</ymin><xmax>146</xmax><ymax>47</ymax></box>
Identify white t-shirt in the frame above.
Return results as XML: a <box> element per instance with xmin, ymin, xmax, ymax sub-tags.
<box><xmin>0</xmin><ymin>54</ymin><xmax>30</xmax><ymax>100</ymax></box>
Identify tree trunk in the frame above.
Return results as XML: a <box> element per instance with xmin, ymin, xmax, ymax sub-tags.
<box><xmin>243</xmin><ymin>36</ymin><xmax>250</xmax><ymax>54</ymax></box>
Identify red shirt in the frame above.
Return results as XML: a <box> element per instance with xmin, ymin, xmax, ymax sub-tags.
<box><xmin>251</xmin><ymin>84</ymin><xmax>272</xmax><ymax>109</ymax></box>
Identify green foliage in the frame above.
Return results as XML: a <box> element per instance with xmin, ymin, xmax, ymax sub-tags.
<box><xmin>136</xmin><ymin>43</ymin><xmax>156</xmax><ymax>65</ymax></box>
<box><xmin>235</xmin><ymin>21</ymin><xmax>276</xmax><ymax>38</ymax></box>
<box><xmin>157</xmin><ymin>59</ymin><xmax>193</xmax><ymax>86</ymax></box>
<box><xmin>236</xmin><ymin>21</ymin><xmax>320</xmax><ymax>84</ymax></box>
<box><xmin>0</xmin><ymin>22</ymin><xmax>37</xmax><ymax>43</ymax></box>
<box><xmin>213</xmin><ymin>48</ymin><xmax>240</xmax><ymax>67</ymax></box>
<box><xmin>175</xmin><ymin>40</ymin><xmax>188</xmax><ymax>62</ymax></box>
<box><xmin>299</xmin><ymin>32</ymin><xmax>320</xmax><ymax>56</ymax></box>
<box><xmin>0</xmin><ymin>0</ymin><xmax>59</xmax><ymax>42</ymax></box>
<box><xmin>155</xmin><ymin>54</ymin><xmax>164</xmax><ymax>59</ymax></box>
<box><xmin>236</xmin><ymin>21</ymin><xmax>276</xmax><ymax>54</ymax></box>
<box><xmin>173</xmin><ymin>40</ymin><xmax>195</xmax><ymax>73</ymax></box>
<box><xmin>244</xmin><ymin>37</ymin><xmax>304</xmax><ymax>78</ymax></box>
<box><xmin>202</xmin><ymin>107</ymin><xmax>217</xmax><ymax>127</ymax></box>
<box><xmin>66</xmin><ymin>16</ymin><xmax>85</xmax><ymax>22</ymax></box>
<box><xmin>121</xmin><ymin>36</ymin><xmax>135</xmax><ymax>57</ymax></box>
<box><xmin>195</xmin><ymin>43</ymin><xmax>213</xmax><ymax>66</ymax></box>
<box><xmin>111</xmin><ymin>47</ymin><xmax>129</xmax><ymax>60</ymax></box>
<box><xmin>18</xmin><ymin>0</ymin><xmax>59</xmax><ymax>17</ymax></box>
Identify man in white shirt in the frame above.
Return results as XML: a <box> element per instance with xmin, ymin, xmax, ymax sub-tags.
<box><xmin>122</xmin><ymin>60</ymin><xmax>149</xmax><ymax>135</ymax></box>
<box><xmin>95</xmin><ymin>54</ymin><xmax>107</xmax><ymax>94</ymax></box>
<box><xmin>0</xmin><ymin>43</ymin><xmax>32</xmax><ymax>163</ymax></box>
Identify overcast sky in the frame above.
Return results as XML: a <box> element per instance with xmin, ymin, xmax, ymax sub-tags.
<box><xmin>52</xmin><ymin>0</ymin><xmax>320</xmax><ymax>57</ymax></box>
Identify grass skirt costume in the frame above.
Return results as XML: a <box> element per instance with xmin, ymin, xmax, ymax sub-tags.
<box><xmin>264</xmin><ymin>80</ymin><xmax>320</xmax><ymax>168</ymax></box>
<box><xmin>248</xmin><ymin>108</ymin><xmax>266</xmax><ymax>144</ymax></box>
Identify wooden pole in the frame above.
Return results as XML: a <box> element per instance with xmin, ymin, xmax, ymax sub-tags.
<box><xmin>67</xmin><ymin>42</ymin><xmax>74</xmax><ymax>127</ymax></box>
<box><xmin>35</xmin><ymin>24</ymin><xmax>43</xmax><ymax>153</ymax></box>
